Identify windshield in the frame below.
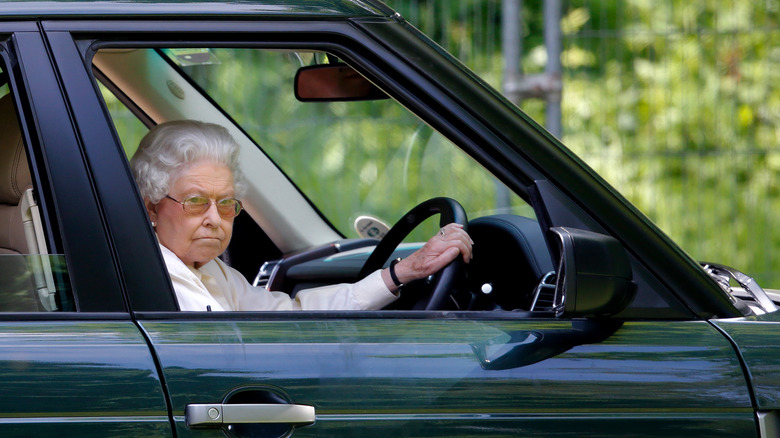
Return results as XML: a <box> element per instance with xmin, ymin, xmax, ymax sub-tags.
<box><xmin>163</xmin><ymin>48</ymin><xmax>532</xmax><ymax>239</ymax></box>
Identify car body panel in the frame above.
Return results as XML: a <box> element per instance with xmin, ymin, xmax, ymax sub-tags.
<box><xmin>0</xmin><ymin>0</ymin><xmax>392</xmax><ymax>19</ymax></box>
<box><xmin>139</xmin><ymin>315</ymin><xmax>755</xmax><ymax>436</ymax></box>
<box><xmin>0</xmin><ymin>320</ymin><xmax>170</xmax><ymax>436</ymax></box>
<box><xmin>714</xmin><ymin>311</ymin><xmax>780</xmax><ymax>410</ymax></box>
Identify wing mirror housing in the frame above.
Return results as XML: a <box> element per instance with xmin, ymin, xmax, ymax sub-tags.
<box><xmin>294</xmin><ymin>64</ymin><xmax>388</xmax><ymax>102</ymax></box>
<box><xmin>550</xmin><ymin>227</ymin><xmax>636</xmax><ymax>318</ymax></box>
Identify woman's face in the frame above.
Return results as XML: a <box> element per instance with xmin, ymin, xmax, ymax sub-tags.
<box><xmin>146</xmin><ymin>161</ymin><xmax>235</xmax><ymax>268</ymax></box>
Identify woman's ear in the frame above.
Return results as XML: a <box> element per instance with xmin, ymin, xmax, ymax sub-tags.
<box><xmin>145</xmin><ymin>198</ymin><xmax>158</xmax><ymax>223</ymax></box>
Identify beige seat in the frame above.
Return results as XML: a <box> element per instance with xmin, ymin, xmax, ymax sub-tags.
<box><xmin>0</xmin><ymin>93</ymin><xmax>55</xmax><ymax>311</ymax></box>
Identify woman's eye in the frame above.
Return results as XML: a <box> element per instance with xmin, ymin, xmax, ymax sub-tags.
<box><xmin>186</xmin><ymin>197</ymin><xmax>209</xmax><ymax>206</ymax></box>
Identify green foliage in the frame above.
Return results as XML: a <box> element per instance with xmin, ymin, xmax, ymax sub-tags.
<box><xmin>390</xmin><ymin>0</ymin><xmax>780</xmax><ymax>287</ymax></box>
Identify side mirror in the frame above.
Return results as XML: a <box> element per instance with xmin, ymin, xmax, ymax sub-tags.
<box><xmin>294</xmin><ymin>64</ymin><xmax>388</xmax><ymax>102</ymax></box>
<box><xmin>550</xmin><ymin>227</ymin><xmax>636</xmax><ymax>318</ymax></box>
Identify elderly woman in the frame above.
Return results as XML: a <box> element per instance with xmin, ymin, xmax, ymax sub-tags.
<box><xmin>131</xmin><ymin>120</ymin><xmax>473</xmax><ymax>311</ymax></box>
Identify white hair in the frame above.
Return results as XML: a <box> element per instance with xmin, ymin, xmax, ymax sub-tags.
<box><xmin>130</xmin><ymin>120</ymin><xmax>245</xmax><ymax>203</ymax></box>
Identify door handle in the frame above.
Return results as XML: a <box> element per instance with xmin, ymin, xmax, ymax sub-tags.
<box><xmin>186</xmin><ymin>403</ymin><xmax>315</xmax><ymax>428</ymax></box>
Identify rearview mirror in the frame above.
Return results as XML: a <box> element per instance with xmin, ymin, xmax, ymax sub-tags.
<box><xmin>550</xmin><ymin>227</ymin><xmax>636</xmax><ymax>318</ymax></box>
<box><xmin>294</xmin><ymin>64</ymin><xmax>388</xmax><ymax>102</ymax></box>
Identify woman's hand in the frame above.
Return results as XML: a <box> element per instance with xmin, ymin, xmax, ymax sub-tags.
<box><xmin>381</xmin><ymin>223</ymin><xmax>473</xmax><ymax>291</ymax></box>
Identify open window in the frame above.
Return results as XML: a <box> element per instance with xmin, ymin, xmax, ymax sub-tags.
<box><xmin>92</xmin><ymin>46</ymin><xmax>549</xmax><ymax>312</ymax></box>
<box><xmin>0</xmin><ymin>66</ymin><xmax>73</xmax><ymax>312</ymax></box>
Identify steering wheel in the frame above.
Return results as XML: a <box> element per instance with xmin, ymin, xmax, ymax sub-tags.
<box><xmin>358</xmin><ymin>197</ymin><xmax>468</xmax><ymax>310</ymax></box>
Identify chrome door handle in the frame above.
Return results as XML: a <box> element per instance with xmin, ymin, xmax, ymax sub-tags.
<box><xmin>186</xmin><ymin>403</ymin><xmax>315</xmax><ymax>427</ymax></box>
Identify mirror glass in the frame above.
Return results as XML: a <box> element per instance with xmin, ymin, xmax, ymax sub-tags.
<box><xmin>295</xmin><ymin>64</ymin><xmax>388</xmax><ymax>101</ymax></box>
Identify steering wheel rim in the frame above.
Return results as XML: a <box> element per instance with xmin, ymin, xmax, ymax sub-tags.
<box><xmin>358</xmin><ymin>197</ymin><xmax>468</xmax><ymax>310</ymax></box>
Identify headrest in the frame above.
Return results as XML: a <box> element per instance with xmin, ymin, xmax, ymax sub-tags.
<box><xmin>0</xmin><ymin>94</ymin><xmax>31</xmax><ymax>204</ymax></box>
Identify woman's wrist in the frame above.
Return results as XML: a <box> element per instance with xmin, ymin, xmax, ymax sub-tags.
<box><xmin>388</xmin><ymin>258</ymin><xmax>404</xmax><ymax>287</ymax></box>
<box><xmin>381</xmin><ymin>258</ymin><xmax>410</xmax><ymax>294</ymax></box>
<box><xmin>381</xmin><ymin>268</ymin><xmax>400</xmax><ymax>294</ymax></box>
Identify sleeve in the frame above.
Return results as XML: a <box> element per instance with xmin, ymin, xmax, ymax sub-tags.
<box><xmin>224</xmin><ymin>265</ymin><xmax>398</xmax><ymax>311</ymax></box>
<box><xmin>293</xmin><ymin>270</ymin><xmax>398</xmax><ymax>310</ymax></box>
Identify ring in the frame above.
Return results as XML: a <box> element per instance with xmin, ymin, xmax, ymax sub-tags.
<box><xmin>439</xmin><ymin>228</ymin><xmax>446</xmax><ymax>237</ymax></box>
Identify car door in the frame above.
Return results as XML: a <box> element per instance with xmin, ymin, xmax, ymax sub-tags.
<box><xmin>132</xmin><ymin>315</ymin><xmax>756</xmax><ymax>437</ymax></box>
<box><xmin>0</xmin><ymin>23</ymin><xmax>170</xmax><ymax>436</ymax></box>
<box><xmin>55</xmin><ymin>13</ymin><xmax>759</xmax><ymax>438</ymax></box>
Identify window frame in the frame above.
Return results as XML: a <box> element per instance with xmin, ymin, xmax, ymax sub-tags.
<box><xmin>64</xmin><ymin>20</ymin><xmax>543</xmax><ymax>315</ymax></box>
<box><xmin>54</xmin><ymin>17</ymin><xmax>727</xmax><ymax>318</ymax></box>
<box><xmin>0</xmin><ymin>32</ymin><xmax>129</xmax><ymax>314</ymax></box>
<box><xmin>6</xmin><ymin>27</ymin><xmax>138</xmax><ymax>313</ymax></box>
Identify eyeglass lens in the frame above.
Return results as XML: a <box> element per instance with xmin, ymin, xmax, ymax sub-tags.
<box><xmin>170</xmin><ymin>196</ymin><xmax>242</xmax><ymax>217</ymax></box>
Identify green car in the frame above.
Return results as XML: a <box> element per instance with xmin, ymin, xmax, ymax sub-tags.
<box><xmin>0</xmin><ymin>0</ymin><xmax>777</xmax><ymax>437</ymax></box>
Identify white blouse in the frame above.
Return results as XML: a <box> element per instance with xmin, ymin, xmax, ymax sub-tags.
<box><xmin>159</xmin><ymin>244</ymin><xmax>398</xmax><ymax>311</ymax></box>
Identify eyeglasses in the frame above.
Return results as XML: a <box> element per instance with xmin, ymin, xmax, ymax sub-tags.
<box><xmin>165</xmin><ymin>195</ymin><xmax>243</xmax><ymax>218</ymax></box>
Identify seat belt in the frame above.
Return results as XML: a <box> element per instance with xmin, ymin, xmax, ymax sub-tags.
<box><xmin>20</xmin><ymin>188</ymin><xmax>57</xmax><ymax>311</ymax></box>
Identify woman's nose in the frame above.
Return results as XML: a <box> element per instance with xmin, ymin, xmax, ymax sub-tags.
<box><xmin>202</xmin><ymin>202</ymin><xmax>222</xmax><ymax>225</ymax></box>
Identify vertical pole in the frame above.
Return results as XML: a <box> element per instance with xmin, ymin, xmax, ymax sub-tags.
<box><xmin>502</xmin><ymin>0</ymin><xmax>523</xmax><ymax>104</ymax></box>
<box><xmin>498</xmin><ymin>0</ymin><xmax>523</xmax><ymax>211</ymax></box>
<box><xmin>544</xmin><ymin>0</ymin><xmax>562</xmax><ymax>138</ymax></box>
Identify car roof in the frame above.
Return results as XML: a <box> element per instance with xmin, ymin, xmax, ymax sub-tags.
<box><xmin>0</xmin><ymin>0</ymin><xmax>394</xmax><ymax>19</ymax></box>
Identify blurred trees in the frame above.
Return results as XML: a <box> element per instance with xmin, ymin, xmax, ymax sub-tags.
<box><xmin>99</xmin><ymin>1</ymin><xmax>780</xmax><ymax>286</ymax></box>
<box><xmin>390</xmin><ymin>0</ymin><xmax>780</xmax><ymax>286</ymax></box>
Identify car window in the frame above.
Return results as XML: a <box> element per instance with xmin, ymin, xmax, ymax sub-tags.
<box><xmin>173</xmin><ymin>48</ymin><xmax>534</xmax><ymax>239</ymax></box>
<box><xmin>97</xmin><ymin>82</ymin><xmax>149</xmax><ymax>158</ymax></box>
<box><xmin>92</xmin><ymin>46</ymin><xmax>549</xmax><ymax>312</ymax></box>
<box><xmin>85</xmin><ymin>35</ymin><xmax>699</xmax><ymax>318</ymax></box>
<box><xmin>98</xmin><ymin>48</ymin><xmax>533</xmax><ymax>240</ymax></box>
<box><xmin>0</xmin><ymin>67</ymin><xmax>74</xmax><ymax>312</ymax></box>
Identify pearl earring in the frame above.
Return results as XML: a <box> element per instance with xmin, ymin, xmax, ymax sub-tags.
<box><xmin>151</xmin><ymin>221</ymin><xmax>156</xmax><ymax>227</ymax></box>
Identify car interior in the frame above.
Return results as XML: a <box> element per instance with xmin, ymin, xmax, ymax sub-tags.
<box><xmin>0</xmin><ymin>92</ymin><xmax>67</xmax><ymax>312</ymax></box>
<box><xmin>91</xmin><ymin>46</ymin><xmax>567</xmax><ymax>313</ymax></box>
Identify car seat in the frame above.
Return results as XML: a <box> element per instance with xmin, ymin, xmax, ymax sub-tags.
<box><xmin>0</xmin><ymin>93</ymin><xmax>56</xmax><ymax>311</ymax></box>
